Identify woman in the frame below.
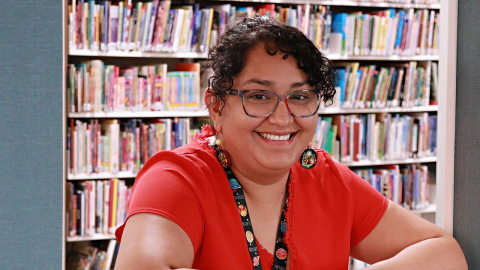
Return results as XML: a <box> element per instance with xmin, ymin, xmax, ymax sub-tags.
<box><xmin>114</xmin><ymin>17</ymin><xmax>467</xmax><ymax>269</ymax></box>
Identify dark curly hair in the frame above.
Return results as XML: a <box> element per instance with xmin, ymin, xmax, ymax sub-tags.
<box><xmin>207</xmin><ymin>16</ymin><xmax>336</xmax><ymax>111</ymax></box>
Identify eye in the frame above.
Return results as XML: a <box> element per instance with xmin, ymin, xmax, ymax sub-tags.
<box><xmin>290</xmin><ymin>93</ymin><xmax>309</xmax><ymax>100</ymax></box>
<box><xmin>251</xmin><ymin>94</ymin><xmax>269</xmax><ymax>100</ymax></box>
<box><xmin>289</xmin><ymin>91</ymin><xmax>314</xmax><ymax>100</ymax></box>
<box><xmin>244</xmin><ymin>91</ymin><xmax>273</xmax><ymax>100</ymax></box>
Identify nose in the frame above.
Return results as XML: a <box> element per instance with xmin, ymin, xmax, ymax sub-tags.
<box><xmin>268</xmin><ymin>99</ymin><xmax>294</xmax><ymax>127</ymax></box>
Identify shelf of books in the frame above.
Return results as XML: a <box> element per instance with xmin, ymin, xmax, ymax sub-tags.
<box><xmin>67</xmin><ymin>1</ymin><xmax>440</xmax><ymax>57</ymax></box>
<box><xmin>64</xmin><ymin>0</ymin><xmax>447</xmax><ymax>268</ymax></box>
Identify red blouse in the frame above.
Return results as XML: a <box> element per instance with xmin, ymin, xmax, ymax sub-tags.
<box><xmin>116</xmin><ymin>129</ymin><xmax>388</xmax><ymax>269</ymax></box>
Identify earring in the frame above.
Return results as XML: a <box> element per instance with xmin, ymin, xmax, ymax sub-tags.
<box><xmin>215</xmin><ymin>137</ymin><xmax>231</xmax><ymax>169</ymax></box>
<box><xmin>300</xmin><ymin>144</ymin><xmax>317</xmax><ymax>169</ymax></box>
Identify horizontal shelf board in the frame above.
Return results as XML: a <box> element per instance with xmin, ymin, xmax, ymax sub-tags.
<box><xmin>69</xmin><ymin>49</ymin><xmax>439</xmax><ymax>61</ymax></box>
<box><xmin>319</xmin><ymin>105</ymin><xmax>438</xmax><ymax>114</ymax></box>
<box><xmin>69</xmin><ymin>106</ymin><xmax>437</xmax><ymax>118</ymax></box>
<box><xmin>68</xmin><ymin>158</ymin><xmax>437</xmax><ymax>181</ymax></box>
<box><xmin>342</xmin><ymin>156</ymin><xmax>437</xmax><ymax>167</ymax></box>
<box><xmin>69</xmin><ymin>110</ymin><xmax>209</xmax><ymax>118</ymax></box>
<box><xmin>68</xmin><ymin>172</ymin><xmax>137</xmax><ymax>180</ymax></box>
<box><xmin>321</xmin><ymin>1</ymin><xmax>440</xmax><ymax>9</ymax></box>
<box><xmin>69</xmin><ymin>49</ymin><xmax>208</xmax><ymax>59</ymax></box>
<box><xmin>327</xmin><ymin>54</ymin><xmax>439</xmax><ymax>61</ymax></box>
<box><xmin>67</xmin><ymin>234</ymin><xmax>116</xmax><ymax>242</ymax></box>
<box><xmin>197</xmin><ymin>0</ymin><xmax>440</xmax><ymax>9</ymax></box>
<box><xmin>410</xmin><ymin>204</ymin><xmax>436</xmax><ymax>215</ymax></box>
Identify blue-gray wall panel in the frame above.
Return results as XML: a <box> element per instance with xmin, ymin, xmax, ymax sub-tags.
<box><xmin>0</xmin><ymin>1</ymin><xmax>63</xmax><ymax>269</ymax></box>
<box><xmin>454</xmin><ymin>0</ymin><xmax>480</xmax><ymax>268</ymax></box>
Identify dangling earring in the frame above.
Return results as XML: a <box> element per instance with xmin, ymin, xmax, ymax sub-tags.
<box><xmin>214</xmin><ymin>137</ymin><xmax>231</xmax><ymax>169</ymax></box>
<box><xmin>300</xmin><ymin>143</ymin><xmax>317</xmax><ymax>169</ymax></box>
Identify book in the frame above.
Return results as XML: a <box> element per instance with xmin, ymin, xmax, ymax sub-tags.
<box><xmin>332</xmin><ymin>13</ymin><xmax>347</xmax><ymax>54</ymax></box>
<box><xmin>66</xmin><ymin>242</ymin><xmax>98</xmax><ymax>270</ymax></box>
<box><xmin>104</xmin><ymin>240</ymin><xmax>118</xmax><ymax>270</ymax></box>
<box><xmin>68</xmin><ymin>117</ymin><xmax>200</xmax><ymax>175</ymax></box>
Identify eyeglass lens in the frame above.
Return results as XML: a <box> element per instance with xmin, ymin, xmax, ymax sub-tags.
<box><xmin>242</xmin><ymin>90</ymin><xmax>319</xmax><ymax>117</ymax></box>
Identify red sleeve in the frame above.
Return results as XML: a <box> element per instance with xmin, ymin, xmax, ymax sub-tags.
<box><xmin>115</xmin><ymin>151</ymin><xmax>204</xmax><ymax>252</ymax></box>
<box><xmin>349</xmin><ymin>170</ymin><xmax>389</xmax><ymax>246</ymax></box>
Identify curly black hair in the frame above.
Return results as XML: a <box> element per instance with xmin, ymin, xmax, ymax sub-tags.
<box><xmin>207</xmin><ymin>16</ymin><xmax>336</xmax><ymax>111</ymax></box>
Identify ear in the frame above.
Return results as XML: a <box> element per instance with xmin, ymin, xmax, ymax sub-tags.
<box><xmin>205</xmin><ymin>88</ymin><xmax>223</xmax><ymax>133</ymax></box>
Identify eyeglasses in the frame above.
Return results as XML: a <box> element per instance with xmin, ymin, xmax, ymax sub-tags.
<box><xmin>226</xmin><ymin>89</ymin><xmax>320</xmax><ymax>117</ymax></box>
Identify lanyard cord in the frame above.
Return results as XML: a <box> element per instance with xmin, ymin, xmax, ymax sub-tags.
<box><xmin>223</xmin><ymin>167</ymin><xmax>289</xmax><ymax>270</ymax></box>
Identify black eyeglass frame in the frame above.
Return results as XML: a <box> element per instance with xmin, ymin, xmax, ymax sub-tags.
<box><xmin>225</xmin><ymin>89</ymin><xmax>321</xmax><ymax>118</ymax></box>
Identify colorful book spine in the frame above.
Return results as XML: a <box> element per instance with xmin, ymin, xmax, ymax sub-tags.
<box><xmin>68</xmin><ymin>118</ymin><xmax>201</xmax><ymax>175</ymax></box>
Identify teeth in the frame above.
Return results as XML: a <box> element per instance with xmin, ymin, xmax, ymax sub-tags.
<box><xmin>259</xmin><ymin>133</ymin><xmax>291</xmax><ymax>141</ymax></box>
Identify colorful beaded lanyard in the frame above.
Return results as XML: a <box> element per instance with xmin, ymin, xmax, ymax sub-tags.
<box><xmin>216</xmin><ymin>147</ymin><xmax>289</xmax><ymax>270</ymax></box>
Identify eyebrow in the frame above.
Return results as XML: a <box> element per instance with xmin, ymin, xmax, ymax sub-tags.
<box><xmin>241</xmin><ymin>78</ymin><xmax>310</xmax><ymax>88</ymax></box>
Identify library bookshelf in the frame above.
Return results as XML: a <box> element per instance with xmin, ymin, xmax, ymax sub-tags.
<box><xmin>62</xmin><ymin>0</ymin><xmax>457</xmax><ymax>268</ymax></box>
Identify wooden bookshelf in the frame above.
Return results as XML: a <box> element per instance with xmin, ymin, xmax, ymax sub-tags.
<box><xmin>63</xmin><ymin>0</ymin><xmax>455</xmax><ymax>268</ymax></box>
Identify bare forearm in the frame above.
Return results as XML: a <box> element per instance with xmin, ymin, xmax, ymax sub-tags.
<box><xmin>366</xmin><ymin>236</ymin><xmax>467</xmax><ymax>270</ymax></box>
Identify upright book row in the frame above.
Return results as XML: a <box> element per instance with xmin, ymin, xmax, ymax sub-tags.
<box><xmin>66</xmin><ymin>179</ymin><xmax>132</xmax><ymax>237</ymax></box>
<box><xmin>333</xmin><ymin>61</ymin><xmax>438</xmax><ymax>109</ymax></box>
<box><xmin>331</xmin><ymin>8</ymin><xmax>439</xmax><ymax>56</ymax></box>
<box><xmin>354</xmin><ymin>164</ymin><xmax>431</xmax><ymax>210</ymax></box>
<box><xmin>68</xmin><ymin>1</ymin><xmax>440</xmax><ymax>57</ymax></box>
<box><xmin>66</xmin><ymin>240</ymin><xmax>119</xmax><ymax>270</ymax></box>
<box><xmin>314</xmin><ymin>113</ymin><xmax>437</xmax><ymax>162</ymax></box>
<box><xmin>69</xmin><ymin>0</ymin><xmax>215</xmax><ymax>53</ymax></box>
<box><xmin>68</xmin><ymin>61</ymin><xmax>202</xmax><ymax>113</ymax></box>
<box><xmin>67</xmin><ymin>117</ymin><xmax>199</xmax><ymax>175</ymax></box>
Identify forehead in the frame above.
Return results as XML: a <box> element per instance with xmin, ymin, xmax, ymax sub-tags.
<box><xmin>234</xmin><ymin>43</ymin><xmax>309</xmax><ymax>86</ymax></box>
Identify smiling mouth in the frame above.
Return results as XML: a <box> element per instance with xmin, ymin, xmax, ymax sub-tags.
<box><xmin>258</xmin><ymin>132</ymin><xmax>295</xmax><ymax>141</ymax></box>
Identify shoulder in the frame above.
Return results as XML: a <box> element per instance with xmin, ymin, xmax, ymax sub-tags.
<box><xmin>136</xmin><ymin>141</ymin><xmax>220</xmax><ymax>186</ymax></box>
<box><xmin>124</xmin><ymin>139</ymin><xmax>223</xmax><ymax>205</ymax></box>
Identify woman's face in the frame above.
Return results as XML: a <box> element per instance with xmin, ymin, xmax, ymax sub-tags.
<box><xmin>210</xmin><ymin>43</ymin><xmax>318</xmax><ymax>177</ymax></box>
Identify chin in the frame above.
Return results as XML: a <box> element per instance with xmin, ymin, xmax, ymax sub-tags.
<box><xmin>259</xmin><ymin>156</ymin><xmax>297</xmax><ymax>171</ymax></box>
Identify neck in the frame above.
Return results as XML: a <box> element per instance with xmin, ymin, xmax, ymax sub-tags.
<box><xmin>230</xmin><ymin>166</ymin><xmax>289</xmax><ymax>208</ymax></box>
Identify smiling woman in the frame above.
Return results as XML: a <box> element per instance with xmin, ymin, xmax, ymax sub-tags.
<box><xmin>113</xmin><ymin>16</ymin><xmax>467</xmax><ymax>270</ymax></box>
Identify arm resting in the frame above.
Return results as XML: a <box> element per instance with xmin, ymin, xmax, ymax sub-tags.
<box><xmin>114</xmin><ymin>213</ymin><xmax>195</xmax><ymax>270</ymax></box>
<box><xmin>351</xmin><ymin>201</ymin><xmax>467</xmax><ymax>269</ymax></box>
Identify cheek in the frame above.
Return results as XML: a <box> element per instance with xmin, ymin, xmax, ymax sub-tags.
<box><xmin>299</xmin><ymin>117</ymin><xmax>318</xmax><ymax>134</ymax></box>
